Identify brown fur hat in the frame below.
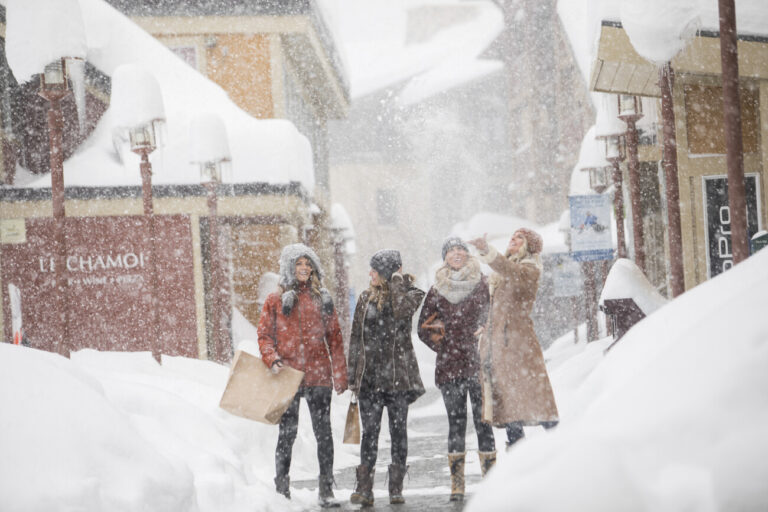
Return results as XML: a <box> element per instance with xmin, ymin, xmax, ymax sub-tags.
<box><xmin>514</xmin><ymin>228</ymin><xmax>543</xmax><ymax>254</ymax></box>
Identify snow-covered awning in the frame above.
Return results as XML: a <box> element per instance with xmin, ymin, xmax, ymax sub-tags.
<box><xmin>558</xmin><ymin>0</ymin><xmax>768</xmax><ymax>97</ymax></box>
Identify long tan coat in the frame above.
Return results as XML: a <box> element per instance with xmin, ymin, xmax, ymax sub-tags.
<box><xmin>479</xmin><ymin>246</ymin><xmax>558</xmax><ymax>427</ymax></box>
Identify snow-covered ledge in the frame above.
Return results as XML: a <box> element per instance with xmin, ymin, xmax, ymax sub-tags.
<box><xmin>599</xmin><ymin>258</ymin><xmax>668</xmax><ymax>317</ymax></box>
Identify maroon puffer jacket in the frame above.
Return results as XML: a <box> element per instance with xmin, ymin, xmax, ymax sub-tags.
<box><xmin>417</xmin><ymin>277</ymin><xmax>489</xmax><ymax>387</ymax></box>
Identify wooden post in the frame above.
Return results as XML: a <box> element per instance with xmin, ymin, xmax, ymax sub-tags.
<box><xmin>718</xmin><ymin>0</ymin><xmax>749</xmax><ymax>264</ymax></box>
<box><xmin>659</xmin><ymin>63</ymin><xmax>685</xmax><ymax>296</ymax></box>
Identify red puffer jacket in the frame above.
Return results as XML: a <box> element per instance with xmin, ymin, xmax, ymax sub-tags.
<box><xmin>257</xmin><ymin>285</ymin><xmax>348</xmax><ymax>393</ymax></box>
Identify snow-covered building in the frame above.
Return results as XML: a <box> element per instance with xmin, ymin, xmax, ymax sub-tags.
<box><xmin>559</xmin><ymin>1</ymin><xmax>768</xmax><ymax>294</ymax></box>
<box><xmin>0</xmin><ymin>0</ymin><xmax>350</xmax><ymax>360</ymax></box>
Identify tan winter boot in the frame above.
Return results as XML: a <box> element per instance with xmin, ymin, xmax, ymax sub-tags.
<box><xmin>388</xmin><ymin>463</ymin><xmax>407</xmax><ymax>504</ymax></box>
<box><xmin>447</xmin><ymin>452</ymin><xmax>465</xmax><ymax>502</ymax></box>
<box><xmin>350</xmin><ymin>465</ymin><xmax>375</xmax><ymax>506</ymax></box>
<box><xmin>478</xmin><ymin>450</ymin><xmax>497</xmax><ymax>477</ymax></box>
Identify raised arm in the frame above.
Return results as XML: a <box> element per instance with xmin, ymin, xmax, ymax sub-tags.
<box><xmin>389</xmin><ymin>273</ymin><xmax>425</xmax><ymax>321</ymax></box>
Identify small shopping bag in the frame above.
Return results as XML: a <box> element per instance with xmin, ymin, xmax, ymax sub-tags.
<box><xmin>343</xmin><ymin>398</ymin><xmax>361</xmax><ymax>444</ymax></box>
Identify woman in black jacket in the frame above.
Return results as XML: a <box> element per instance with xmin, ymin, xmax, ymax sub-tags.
<box><xmin>347</xmin><ymin>249</ymin><xmax>425</xmax><ymax>506</ymax></box>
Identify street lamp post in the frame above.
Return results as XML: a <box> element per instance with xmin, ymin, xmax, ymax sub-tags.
<box><xmin>38</xmin><ymin>58</ymin><xmax>72</xmax><ymax>356</ymax></box>
<box><xmin>659</xmin><ymin>63</ymin><xmax>685</xmax><ymax>297</ymax></box>
<box><xmin>113</xmin><ymin>64</ymin><xmax>166</xmax><ymax>360</ymax></box>
<box><xmin>578</xmin><ymin>139</ymin><xmax>611</xmax><ymax>342</ymax></box>
<box><xmin>604</xmin><ymin>135</ymin><xmax>628</xmax><ymax>259</ymax></box>
<box><xmin>618</xmin><ymin>94</ymin><xmax>646</xmax><ymax>273</ymax></box>
<box><xmin>190</xmin><ymin>113</ymin><xmax>232</xmax><ymax>363</ymax></box>
<box><xmin>129</xmin><ymin>121</ymin><xmax>162</xmax><ymax>360</ymax></box>
<box><xmin>129</xmin><ymin>122</ymin><xmax>161</xmax><ymax>215</ymax></box>
<box><xmin>595</xmin><ymin>93</ymin><xmax>628</xmax><ymax>259</ymax></box>
<box><xmin>718</xmin><ymin>0</ymin><xmax>749</xmax><ymax>264</ymax></box>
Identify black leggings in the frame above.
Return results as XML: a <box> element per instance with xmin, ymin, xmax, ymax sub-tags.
<box><xmin>505</xmin><ymin>420</ymin><xmax>559</xmax><ymax>446</ymax></box>
<box><xmin>276</xmin><ymin>386</ymin><xmax>334</xmax><ymax>477</ymax></box>
<box><xmin>359</xmin><ymin>391</ymin><xmax>409</xmax><ymax>468</ymax></box>
<box><xmin>440</xmin><ymin>377</ymin><xmax>495</xmax><ymax>453</ymax></box>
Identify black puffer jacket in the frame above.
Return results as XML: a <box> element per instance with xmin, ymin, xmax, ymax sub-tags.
<box><xmin>348</xmin><ymin>273</ymin><xmax>425</xmax><ymax>404</ymax></box>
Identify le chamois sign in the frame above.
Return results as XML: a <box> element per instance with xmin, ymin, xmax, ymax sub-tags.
<box><xmin>1</xmin><ymin>215</ymin><xmax>198</xmax><ymax>357</ymax></box>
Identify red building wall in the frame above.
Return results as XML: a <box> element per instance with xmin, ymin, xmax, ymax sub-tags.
<box><xmin>1</xmin><ymin>215</ymin><xmax>198</xmax><ymax>358</ymax></box>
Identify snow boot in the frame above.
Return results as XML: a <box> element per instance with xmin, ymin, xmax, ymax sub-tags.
<box><xmin>318</xmin><ymin>473</ymin><xmax>340</xmax><ymax>508</ymax></box>
<box><xmin>274</xmin><ymin>474</ymin><xmax>290</xmax><ymax>499</ymax></box>
<box><xmin>478</xmin><ymin>450</ymin><xmax>497</xmax><ymax>477</ymax></box>
<box><xmin>388</xmin><ymin>463</ymin><xmax>407</xmax><ymax>504</ymax></box>
<box><xmin>350</xmin><ymin>464</ymin><xmax>374</xmax><ymax>506</ymax></box>
<box><xmin>448</xmin><ymin>452</ymin><xmax>465</xmax><ymax>502</ymax></box>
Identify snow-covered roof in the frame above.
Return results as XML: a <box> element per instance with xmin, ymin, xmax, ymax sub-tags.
<box><xmin>321</xmin><ymin>0</ymin><xmax>504</xmax><ymax>101</ymax></box>
<box><xmin>2</xmin><ymin>0</ymin><xmax>314</xmax><ymax>191</ymax></box>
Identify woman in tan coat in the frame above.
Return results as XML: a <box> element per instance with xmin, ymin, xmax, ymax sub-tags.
<box><xmin>468</xmin><ymin>228</ymin><xmax>558</xmax><ymax>448</ymax></box>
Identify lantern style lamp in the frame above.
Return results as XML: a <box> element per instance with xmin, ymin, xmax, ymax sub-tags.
<box><xmin>618</xmin><ymin>94</ymin><xmax>644</xmax><ymax>122</ymax></box>
<box><xmin>586</xmin><ymin>164</ymin><xmax>610</xmax><ymax>193</ymax></box>
<box><xmin>41</xmin><ymin>58</ymin><xmax>68</xmax><ymax>94</ymax></box>
<box><xmin>604</xmin><ymin>134</ymin><xmax>626</xmax><ymax>163</ymax></box>
<box><xmin>578</xmin><ymin>134</ymin><xmax>611</xmax><ymax>195</ymax></box>
<box><xmin>111</xmin><ymin>64</ymin><xmax>166</xmax><ymax>216</ymax></box>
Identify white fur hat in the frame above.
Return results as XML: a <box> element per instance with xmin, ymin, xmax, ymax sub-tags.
<box><xmin>278</xmin><ymin>243</ymin><xmax>324</xmax><ymax>289</ymax></box>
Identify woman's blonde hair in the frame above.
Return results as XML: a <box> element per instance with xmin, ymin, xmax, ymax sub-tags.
<box><xmin>367</xmin><ymin>278</ymin><xmax>390</xmax><ymax>311</ymax></box>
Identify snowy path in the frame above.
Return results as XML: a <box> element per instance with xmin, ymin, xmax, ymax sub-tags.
<box><xmin>293</xmin><ymin>387</ymin><xmax>493</xmax><ymax>511</ymax></box>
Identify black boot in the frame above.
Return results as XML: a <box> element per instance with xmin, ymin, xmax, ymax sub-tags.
<box><xmin>350</xmin><ymin>465</ymin><xmax>375</xmax><ymax>506</ymax></box>
<box><xmin>318</xmin><ymin>473</ymin><xmax>340</xmax><ymax>508</ymax></box>
<box><xmin>388</xmin><ymin>463</ymin><xmax>407</xmax><ymax>504</ymax></box>
<box><xmin>274</xmin><ymin>474</ymin><xmax>290</xmax><ymax>499</ymax></box>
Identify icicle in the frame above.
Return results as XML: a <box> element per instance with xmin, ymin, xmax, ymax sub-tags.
<box><xmin>66</xmin><ymin>57</ymin><xmax>86</xmax><ymax>134</ymax></box>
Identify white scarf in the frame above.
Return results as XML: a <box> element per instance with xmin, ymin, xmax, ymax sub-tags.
<box><xmin>434</xmin><ymin>257</ymin><xmax>483</xmax><ymax>304</ymax></box>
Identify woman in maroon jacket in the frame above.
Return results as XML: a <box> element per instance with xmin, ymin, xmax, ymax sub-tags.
<box><xmin>257</xmin><ymin>243</ymin><xmax>348</xmax><ymax>508</ymax></box>
<box><xmin>417</xmin><ymin>237</ymin><xmax>495</xmax><ymax>502</ymax></box>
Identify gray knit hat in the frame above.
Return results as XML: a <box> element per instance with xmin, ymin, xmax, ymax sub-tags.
<box><xmin>441</xmin><ymin>236</ymin><xmax>469</xmax><ymax>260</ymax></box>
<box><xmin>370</xmin><ymin>249</ymin><xmax>402</xmax><ymax>281</ymax></box>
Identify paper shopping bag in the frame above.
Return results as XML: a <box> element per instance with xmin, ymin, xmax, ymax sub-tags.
<box><xmin>343</xmin><ymin>400</ymin><xmax>361</xmax><ymax>444</ymax></box>
<box><xmin>219</xmin><ymin>350</ymin><xmax>304</xmax><ymax>424</ymax></box>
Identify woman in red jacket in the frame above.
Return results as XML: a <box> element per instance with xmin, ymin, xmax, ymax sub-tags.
<box><xmin>257</xmin><ymin>243</ymin><xmax>348</xmax><ymax>508</ymax></box>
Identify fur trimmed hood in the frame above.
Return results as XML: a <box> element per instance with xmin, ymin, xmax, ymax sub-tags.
<box><xmin>278</xmin><ymin>243</ymin><xmax>325</xmax><ymax>289</ymax></box>
<box><xmin>277</xmin><ymin>243</ymin><xmax>334</xmax><ymax>317</ymax></box>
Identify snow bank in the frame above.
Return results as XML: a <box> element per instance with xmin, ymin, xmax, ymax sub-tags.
<box><xmin>0</xmin><ymin>340</ymin><xmax>359</xmax><ymax>511</ymax></box>
<box><xmin>467</xmin><ymin>247</ymin><xmax>768</xmax><ymax>511</ymax></box>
